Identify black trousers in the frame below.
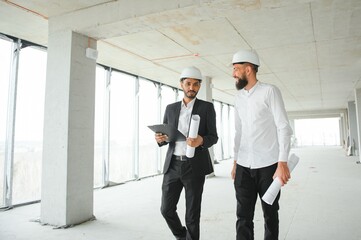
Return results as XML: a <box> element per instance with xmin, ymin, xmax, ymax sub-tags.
<box><xmin>161</xmin><ymin>158</ymin><xmax>206</xmax><ymax>240</ymax></box>
<box><xmin>234</xmin><ymin>163</ymin><xmax>280</xmax><ymax>240</ymax></box>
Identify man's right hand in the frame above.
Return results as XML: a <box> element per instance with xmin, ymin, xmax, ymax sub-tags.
<box><xmin>231</xmin><ymin>160</ymin><xmax>237</xmax><ymax>180</ymax></box>
<box><xmin>155</xmin><ymin>133</ymin><xmax>168</xmax><ymax>144</ymax></box>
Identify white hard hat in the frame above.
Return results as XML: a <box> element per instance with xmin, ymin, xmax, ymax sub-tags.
<box><xmin>180</xmin><ymin>66</ymin><xmax>202</xmax><ymax>81</ymax></box>
<box><xmin>232</xmin><ymin>49</ymin><xmax>260</xmax><ymax>67</ymax></box>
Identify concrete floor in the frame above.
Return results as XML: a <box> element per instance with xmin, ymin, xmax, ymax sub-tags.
<box><xmin>1</xmin><ymin>146</ymin><xmax>361</xmax><ymax>240</ymax></box>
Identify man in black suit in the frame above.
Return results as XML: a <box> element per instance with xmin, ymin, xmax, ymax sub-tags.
<box><xmin>155</xmin><ymin>66</ymin><xmax>218</xmax><ymax>240</ymax></box>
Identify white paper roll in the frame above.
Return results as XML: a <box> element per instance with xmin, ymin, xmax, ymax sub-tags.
<box><xmin>186</xmin><ymin>115</ymin><xmax>200</xmax><ymax>158</ymax></box>
<box><xmin>262</xmin><ymin>153</ymin><xmax>300</xmax><ymax>205</ymax></box>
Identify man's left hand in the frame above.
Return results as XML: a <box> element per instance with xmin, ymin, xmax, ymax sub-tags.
<box><xmin>186</xmin><ymin>135</ymin><xmax>203</xmax><ymax>148</ymax></box>
<box><xmin>273</xmin><ymin>161</ymin><xmax>291</xmax><ymax>186</ymax></box>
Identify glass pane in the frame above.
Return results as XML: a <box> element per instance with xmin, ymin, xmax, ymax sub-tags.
<box><xmin>295</xmin><ymin>118</ymin><xmax>340</xmax><ymax>146</ymax></box>
<box><xmin>109</xmin><ymin>71</ymin><xmax>135</xmax><ymax>183</ymax></box>
<box><xmin>12</xmin><ymin>46</ymin><xmax>46</xmax><ymax>204</ymax></box>
<box><xmin>160</xmin><ymin>85</ymin><xmax>176</xmax><ymax>172</ymax></box>
<box><xmin>139</xmin><ymin>78</ymin><xmax>158</xmax><ymax>177</ymax></box>
<box><xmin>229</xmin><ymin>106</ymin><xmax>235</xmax><ymax>159</ymax></box>
<box><xmin>161</xmin><ymin>85</ymin><xmax>176</xmax><ymax>122</ymax></box>
<box><xmin>222</xmin><ymin>104</ymin><xmax>230</xmax><ymax>159</ymax></box>
<box><xmin>213</xmin><ymin>101</ymin><xmax>223</xmax><ymax>161</ymax></box>
<box><xmin>177</xmin><ymin>89</ymin><xmax>184</xmax><ymax>101</ymax></box>
<box><xmin>94</xmin><ymin>66</ymin><xmax>106</xmax><ymax>187</ymax></box>
<box><xmin>0</xmin><ymin>38</ymin><xmax>13</xmax><ymax>207</ymax></box>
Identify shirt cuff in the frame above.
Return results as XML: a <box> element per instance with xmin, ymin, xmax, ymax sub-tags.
<box><xmin>278</xmin><ymin>152</ymin><xmax>289</xmax><ymax>162</ymax></box>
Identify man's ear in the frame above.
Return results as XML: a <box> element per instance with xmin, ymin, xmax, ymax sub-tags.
<box><xmin>244</xmin><ymin>64</ymin><xmax>252</xmax><ymax>76</ymax></box>
<box><xmin>245</xmin><ymin>65</ymin><xmax>252</xmax><ymax>76</ymax></box>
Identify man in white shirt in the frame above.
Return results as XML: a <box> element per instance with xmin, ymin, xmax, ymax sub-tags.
<box><xmin>230</xmin><ymin>49</ymin><xmax>293</xmax><ymax>240</ymax></box>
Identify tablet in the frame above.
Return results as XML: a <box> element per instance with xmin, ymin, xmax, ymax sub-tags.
<box><xmin>148</xmin><ymin>124</ymin><xmax>186</xmax><ymax>142</ymax></box>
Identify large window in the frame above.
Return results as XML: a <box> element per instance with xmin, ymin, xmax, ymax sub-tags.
<box><xmin>94</xmin><ymin>66</ymin><xmax>106</xmax><ymax>187</ymax></box>
<box><xmin>0</xmin><ymin>37</ymin><xmax>12</xmax><ymax>207</ymax></box>
<box><xmin>0</xmin><ymin>38</ymin><xmax>46</xmax><ymax>207</ymax></box>
<box><xmin>109</xmin><ymin>71</ymin><xmax>136</xmax><ymax>183</ymax></box>
<box><xmin>138</xmin><ymin>78</ymin><xmax>158</xmax><ymax>177</ymax></box>
<box><xmin>228</xmin><ymin>106</ymin><xmax>235</xmax><ymax>158</ymax></box>
<box><xmin>12</xmin><ymin>46</ymin><xmax>46</xmax><ymax>205</ymax></box>
<box><xmin>0</xmin><ymin>34</ymin><xmax>235</xmax><ymax>207</ymax></box>
<box><xmin>159</xmin><ymin>85</ymin><xmax>177</xmax><ymax>172</ymax></box>
<box><xmin>294</xmin><ymin>118</ymin><xmax>341</xmax><ymax>146</ymax></box>
<box><xmin>221</xmin><ymin>104</ymin><xmax>231</xmax><ymax>159</ymax></box>
<box><xmin>213</xmin><ymin>101</ymin><xmax>223</xmax><ymax>161</ymax></box>
<box><xmin>213</xmin><ymin>101</ymin><xmax>234</xmax><ymax>161</ymax></box>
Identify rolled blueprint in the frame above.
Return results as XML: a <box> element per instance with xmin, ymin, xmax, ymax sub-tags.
<box><xmin>186</xmin><ymin>115</ymin><xmax>200</xmax><ymax>158</ymax></box>
<box><xmin>262</xmin><ymin>153</ymin><xmax>300</xmax><ymax>205</ymax></box>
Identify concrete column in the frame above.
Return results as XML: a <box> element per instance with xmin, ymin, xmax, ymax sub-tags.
<box><xmin>339</xmin><ymin>117</ymin><xmax>343</xmax><ymax>147</ymax></box>
<box><xmin>341</xmin><ymin>110</ymin><xmax>349</xmax><ymax>147</ymax></box>
<box><xmin>198</xmin><ymin>76</ymin><xmax>212</xmax><ymax>101</ymax></box>
<box><xmin>198</xmin><ymin>76</ymin><xmax>216</xmax><ymax>176</ymax></box>
<box><xmin>354</xmin><ymin>89</ymin><xmax>361</xmax><ymax>160</ymax></box>
<box><xmin>348</xmin><ymin>101</ymin><xmax>358</xmax><ymax>155</ymax></box>
<box><xmin>41</xmin><ymin>29</ymin><xmax>97</xmax><ymax>227</ymax></box>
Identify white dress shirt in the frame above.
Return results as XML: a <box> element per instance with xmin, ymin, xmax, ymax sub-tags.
<box><xmin>173</xmin><ymin>98</ymin><xmax>195</xmax><ymax>156</ymax></box>
<box><xmin>234</xmin><ymin>81</ymin><xmax>293</xmax><ymax>169</ymax></box>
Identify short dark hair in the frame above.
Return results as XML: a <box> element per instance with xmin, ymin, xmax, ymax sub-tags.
<box><xmin>180</xmin><ymin>78</ymin><xmax>202</xmax><ymax>83</ymax></box>
<box><xmin>234</xmin><ymin>62</ymin><xmax>258</xmax><ymax>73</ymax></box>
<box><xmin>251</xmin><ymin>64</ymin><xmax>259</xmax><ymax>73</ymax></box>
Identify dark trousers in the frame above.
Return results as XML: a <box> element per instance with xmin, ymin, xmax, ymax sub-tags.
<box><xmin>234</xmin><ymin>163</ymin><xmax>280</xmax><ymax>240</ymax></box>
<box><xmin>161</xmin><ymin>158</ymin><xmax>205</xmax><ymax>240</ymax></box>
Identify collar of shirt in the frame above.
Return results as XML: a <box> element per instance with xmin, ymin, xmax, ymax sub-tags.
<box><xmin>242</xmin><ymin>80</ymin><xmax>259</xmax><ymax>96</ymax></box>
<box><xmin>181</xmin><ymin>97</ymin><xmax>196</xmax><ymax>108</ymax></box>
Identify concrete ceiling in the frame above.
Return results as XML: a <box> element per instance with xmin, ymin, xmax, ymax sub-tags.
<box><xmin>0</xmin><ymin>0</ymin><xmax>360</xmax><ymax>112</ymax></box>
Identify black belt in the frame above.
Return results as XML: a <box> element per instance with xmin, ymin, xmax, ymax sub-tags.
<box><xmin>173</xmin><ymin>155</ymin><xmax>188</xmax><ymax>161</ymax></box>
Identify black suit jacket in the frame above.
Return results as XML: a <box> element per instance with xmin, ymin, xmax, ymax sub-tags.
<box><xmin>159</xmin><ymin>98</ymin><xmax>218</xmax><ymax>176</ymax></box>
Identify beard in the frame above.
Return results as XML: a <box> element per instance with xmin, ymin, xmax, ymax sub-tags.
<box><xmin>185</xmin><ymin>90</ymin><xmax>198</xmax><ymax>99</ymax></box>
<box><xmin>235</xmin><ymin>75</ymin><xmax>248</xmax><ymax>90</ymax></box>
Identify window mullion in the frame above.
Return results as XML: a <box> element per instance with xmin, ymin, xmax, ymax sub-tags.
<box><xmin>3</xmin><ymin>39</ymin><xmax>21</xmax><ymax>208</ymax></box>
